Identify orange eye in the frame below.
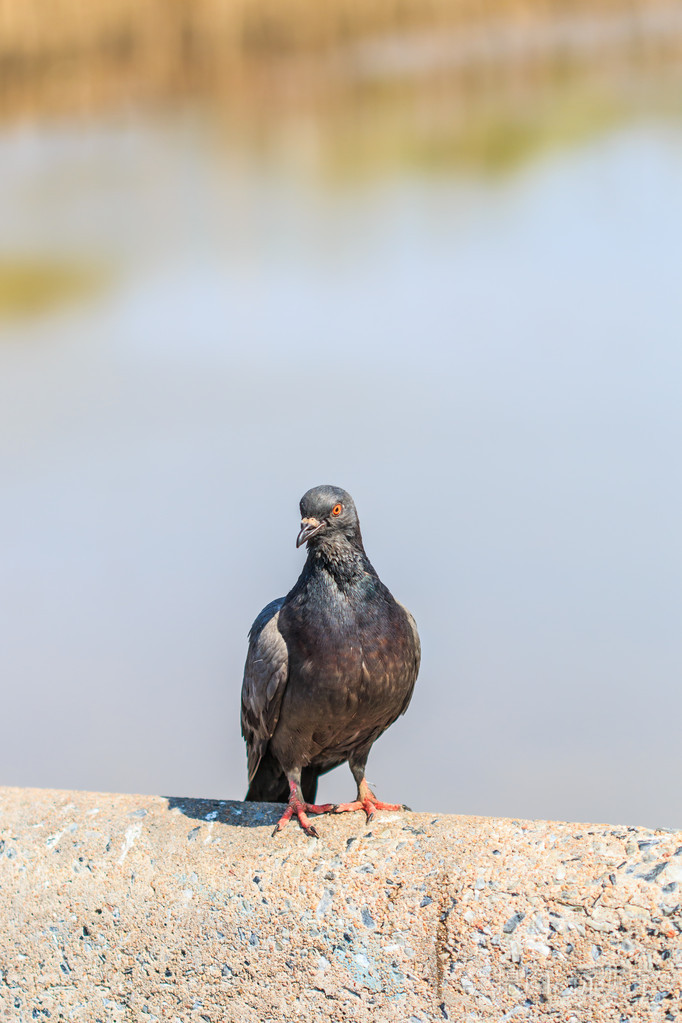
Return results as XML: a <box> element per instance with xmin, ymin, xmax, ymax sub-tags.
<box><xmin>331</xmin><ymin>503</ymin><xmax>342</xmax><ymax>516</ymax></box>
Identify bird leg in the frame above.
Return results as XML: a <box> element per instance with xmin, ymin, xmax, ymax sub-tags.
<box><xmin>334</xmin><ymin>777</ymin><xmax>403</xmax><ymax>823</ymax></box>
<box><xmin>272</xmin><ymin>780</ymin><xmax>335</xmax><ymax>839</ymax></box>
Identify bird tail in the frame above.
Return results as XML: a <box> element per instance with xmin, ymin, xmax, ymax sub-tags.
<box><xmin>245</xmin><ymin>750</ymin><xmax>288</xmax><ymax>802</ymax></box>
<box><xmin>245</xmin><ymin>752</ymin><xmax>319</xmax><ymax>804</ymax></box>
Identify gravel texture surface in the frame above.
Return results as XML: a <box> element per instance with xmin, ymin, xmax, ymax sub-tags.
<box><xmin>0</xmin><ymin>786</ymin><xmax>680</xmax><ymax>1021</ymax></box>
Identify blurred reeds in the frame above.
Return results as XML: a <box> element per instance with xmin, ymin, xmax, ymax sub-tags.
<box><xmin>1</xmin><ymin>0</ymin><xmax>681</xmax><ymax>176</ymax></box>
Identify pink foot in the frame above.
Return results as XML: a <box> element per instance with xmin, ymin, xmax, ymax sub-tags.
<box><xmin>272</xmin><ymin>787</ymin><xmax>335</xmax><ymax>838</ymax></box>
<box><xmin>334</xmin><ymin>779</ymin><xmax>405</xmax><ymax>823</ymax></box>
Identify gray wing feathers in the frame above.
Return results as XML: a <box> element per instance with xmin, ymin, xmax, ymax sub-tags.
<box><xmin>240</xmin><ymin>598</ymin><xmax>289</xmax><ymax>784</ymax></box>
<box><xmin>397</xmin><ymin>601</ymin><xmax>421</xmax><ymax>716</ymax></box>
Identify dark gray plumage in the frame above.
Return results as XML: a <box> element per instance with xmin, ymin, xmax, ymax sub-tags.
<box><xmin>241</xmin><ymin>485</ymin><xmax>420</xmax><ymax>836</ymax></box>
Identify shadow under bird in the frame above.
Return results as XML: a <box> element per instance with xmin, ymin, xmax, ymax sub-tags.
<box><xmin>241</xmin><ymin>485</ymin><xmax>421</xmax><ymax>837</ymax></box>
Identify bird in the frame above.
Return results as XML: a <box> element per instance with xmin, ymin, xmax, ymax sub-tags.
<box><xmin>241</xmin><ymin>484</ymin><xmax>420</xmax><ymax>837</ymax></box>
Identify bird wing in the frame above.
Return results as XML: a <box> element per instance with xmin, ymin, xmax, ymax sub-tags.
<box><xmin>240</xmin><ymin>597</ymin><xmax>289</xmax><ymax>785</ymax></box>
<box><xmin>397</xmin><ymin>601</ymin><xmax>421</xmax><ymax>716</ymax></box>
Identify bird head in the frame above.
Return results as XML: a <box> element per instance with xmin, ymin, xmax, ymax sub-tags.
<box><xmin>296</xmin><ymin>485</ymin><xmax>362</xmax><ymax>549</ymax></box>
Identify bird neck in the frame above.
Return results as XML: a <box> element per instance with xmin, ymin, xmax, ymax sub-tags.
<box><xmin>306</xmin><ymin>534</ymin><xmax>372</xmax><ymax>588</ymax></box>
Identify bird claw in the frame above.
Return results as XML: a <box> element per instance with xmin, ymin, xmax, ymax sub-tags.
<box><xmin>272</xmin><ymin>798</ymin><xmax>334</xmax><ymax>838</ymax></box>
<box><xmin>333</xmin><ymin>799</ymin><xmax>363</xmax><ymax>815</ymax></box>
<box><xmin>334</xmin><ymin>795</ymin><xmax>403</xmax><ymax>822</ymax></box>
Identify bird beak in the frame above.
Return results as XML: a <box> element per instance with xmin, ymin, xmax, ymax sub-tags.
<box><xmin>296</xmin><ymin>517</ymin><xmax>326</xmax><ymax>548</ymax></box>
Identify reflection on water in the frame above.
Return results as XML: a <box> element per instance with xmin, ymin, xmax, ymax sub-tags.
<box><xmin>0</xmin><ymin>3</ymin><xmax>681</xmax><ymax>827</ymax></box>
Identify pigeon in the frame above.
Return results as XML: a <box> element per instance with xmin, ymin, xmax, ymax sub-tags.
<box><xmin>241</xmin><ymin>484</ymin><xmax>420</xmax><ymax>837</ymax></box>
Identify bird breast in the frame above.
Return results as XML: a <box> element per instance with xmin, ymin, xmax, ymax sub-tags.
<box><xmin>280</xmin><ymin>593</ymin><xmax>413</xmax><ymax>725</ymax></box>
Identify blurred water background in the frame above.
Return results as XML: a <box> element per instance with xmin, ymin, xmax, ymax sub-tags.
<box><xmin>1</xmin><ymin>0</ymin><xmax>681</xmax><ymax>827</ymax></box>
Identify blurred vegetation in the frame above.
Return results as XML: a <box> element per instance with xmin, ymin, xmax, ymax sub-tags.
<box><xmin>0</xmin><ymin>261</ymin><xmax>106</xmax><ymax>320</ymax></box>
<box><xmin>0</xmin><ymin>0</ymin><xmax>681</xmax><ymax>180</ymax></box>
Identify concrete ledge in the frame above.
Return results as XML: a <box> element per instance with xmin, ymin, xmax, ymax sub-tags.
<box><xmin>0</xmin><ymin>787</ymin><xmax>680</xmax><ymax>1021</ymax></box>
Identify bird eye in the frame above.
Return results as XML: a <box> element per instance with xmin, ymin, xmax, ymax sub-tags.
<box><xmin>331</xmin><ymin>503</ymin><xmax>342</xmax><ymax>516</ymax></box>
